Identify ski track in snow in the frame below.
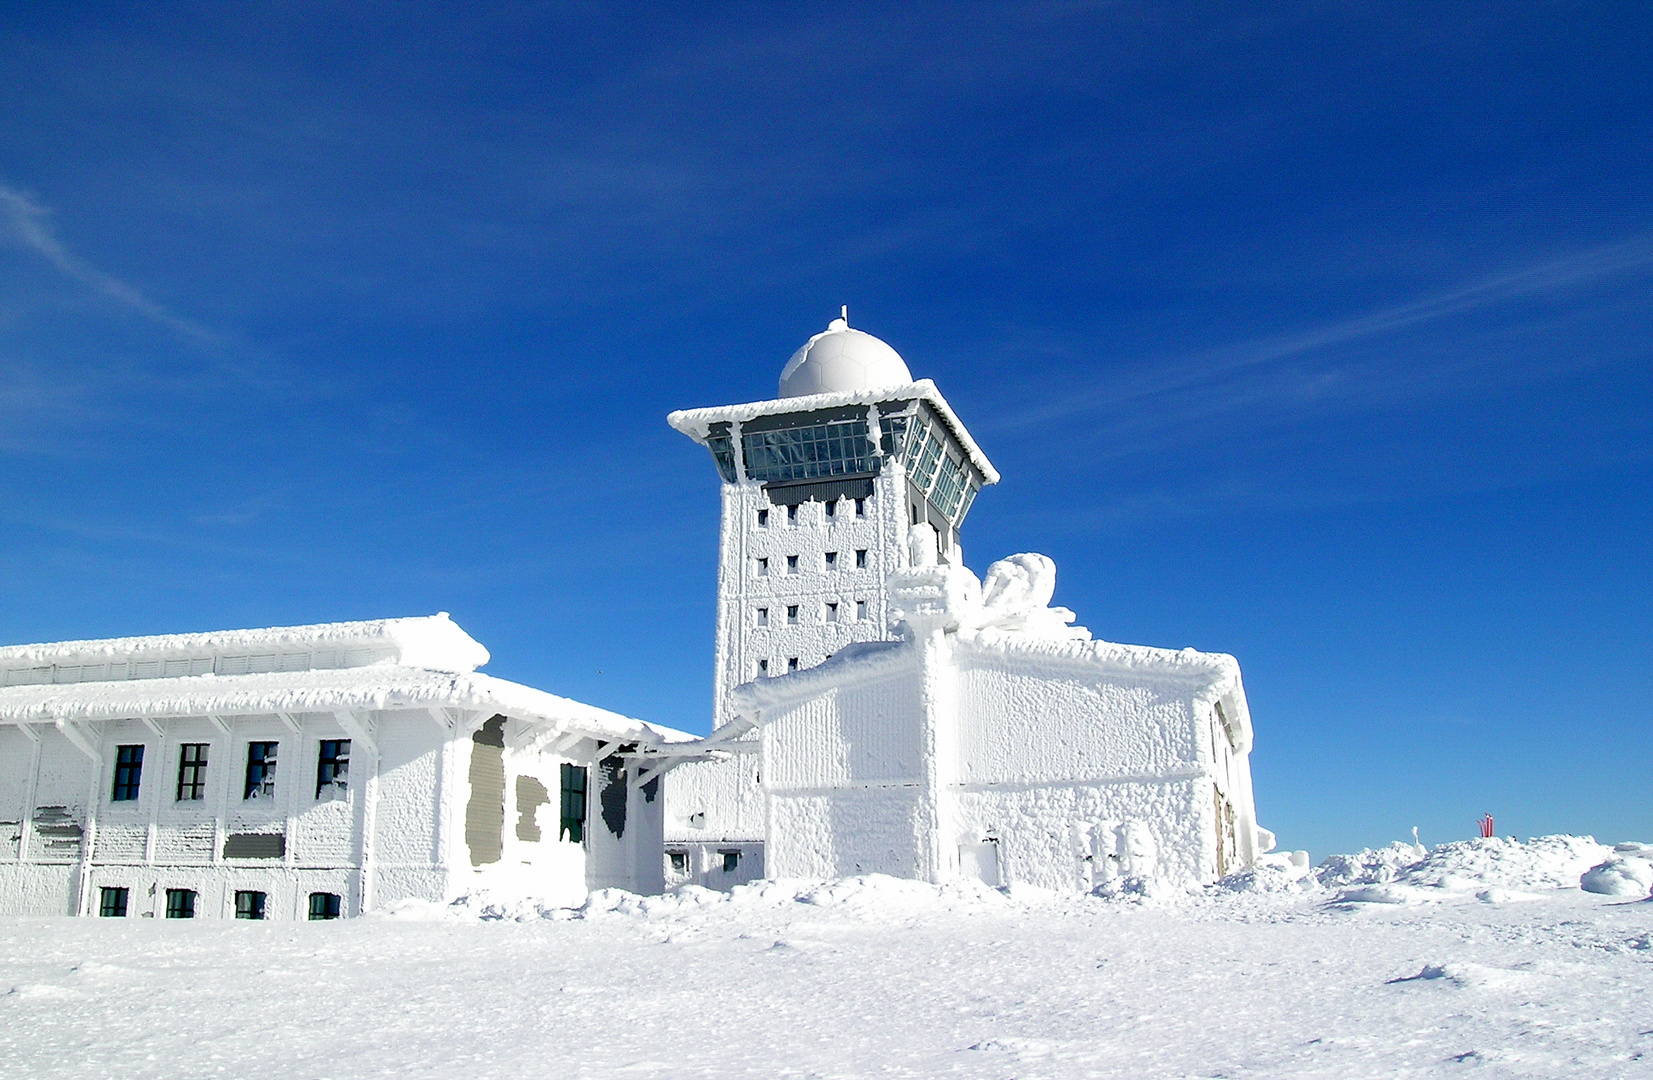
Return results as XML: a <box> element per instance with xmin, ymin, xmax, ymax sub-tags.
<box><xmin>2</xmin><ymin>847</ymin><xmax>1651</xmax><ymax>1079</ymax></box>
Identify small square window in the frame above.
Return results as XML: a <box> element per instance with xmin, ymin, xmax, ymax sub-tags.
<box><xmin>825</xmin><ymin>551</ymin><xmax>837</xmax><ymax>569</ymax></box>
<box><xmin>756</xmin><ymin>607</ymin><xmax>769</xmax><ymax>627</ymax></box>
<box><xmin>757</xmin><ymin>509</ymin><xmax>768</xmax><ymax>527</ymax></box>
<box><xmin>668</xmin><ymin>851</ymin><xmax>689</xmax><ymax>874</ymax></box>
<box><xmin>786</xmin><ymin>504</ymin><xmax>798</xmax><ymax>523</ymax></box>
<box><xmin>234</xmin><ymin>890</ymin><xmax>266</xmax><ymax>920</ymax></box>
<box><xmin>756</xmin><ymin>557</ymin><xmax>769</xmax><ymax>576</ymax></box>
<box><xmin>99</xmin><ymin>886</ymin><xmax>129</xmax><ymax>918</ymax></box>
<box><xmin>826</xmin><ymin>602</ymin><xmax>839</xmax><ymax>623</ymax></box>
<box><xmin>720</xmin><ymin>849</ymin><xmax>741</xmax><ymax>873</ymax></box>
<box><xmin>786</xmin><ymin>604</ymin><xmax>798</xmax><ymax>625</ymax></box>
<box><xmin>308</xmin><ymin>892</ymin><xmax>342</xmax><ymax>920</ymax></box>
<box><xmin>786</xmin><ymin>554</ymin><xmax>798</xmax><ymax>574</ymax></box>
<box><xmin>112</xmin><ymin>744</ymin><xmax>144</xmax><ymax>802</ymax></box>
<box><xmin>787</xmin><ymin>657</ymin><xmax>799</xmax><ymax>671</ymax></box>
<box><xmin>165</xmin><ymin>888</ymin><xmax>197</xmax><ymax>919</ymax></box>
<box><xmin>176</xmin><ymin>743</ymin><xmax>208</xmax><ymax>801</ymax></box>
<box><xmin>757</xmin><ymin>659</ymin><xmax>768</xmax><ymax>675</ymax></box>
<box><xmin>855</xmin><ymin>497</ymin><xmax>866</xmax><ymax>517</ymax></box>
<box><xmin>856</xmin><ymin>600</ymin><xmax>868</xmax><ymax>620</ymax></box>
<box><xmin>316</xmin><ymin>739</ymin><xmax>350</xmax><ymax>797</ymax></box>
<box><xmin>855</xmin><ymin>549</ymin><xmax>868</xmax><ymax>569</ymax></box>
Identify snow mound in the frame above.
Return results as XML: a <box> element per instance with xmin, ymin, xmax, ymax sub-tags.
<box><xmin>1315</xmin><ymin>841</ymin><xmax>1428</xmax><ymax>888</ymax></box>
<box><xmin>1324</xmin><ymin>836</ymin><xmax>1611</xmax><ymax>902</ymax></box>
<box><xmin>1579</xmin><ymin>843</ymin><xmax>1653</xmax><ymax>898</ymax></box>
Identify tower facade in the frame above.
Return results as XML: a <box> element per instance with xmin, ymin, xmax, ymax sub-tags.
<box><xmin>661</xmin><ymin>316</ymin><xmax>998</xmax><ymax>887</ymax></box>
<box><xmin>668</xmin><ymin>316</ymin><xmax>999</xmax><ymax>727</ymax></box>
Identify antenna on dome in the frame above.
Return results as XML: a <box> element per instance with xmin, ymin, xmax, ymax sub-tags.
<box><xmin>841</xmin><ymin>304</ymin><xmax>849</xmax><ymax>326</ymax></box>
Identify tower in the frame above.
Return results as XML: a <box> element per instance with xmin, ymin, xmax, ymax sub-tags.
<box><xmin>668</xmin><ymin>314</ymin><xmax>999</xmax><ymax>729</ymax></box>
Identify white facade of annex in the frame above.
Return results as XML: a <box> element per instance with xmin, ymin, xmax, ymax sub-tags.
<box><xmin>726</xmin><ymin>542</ymin><xmax>1269</xmax><ymax>892</ymax></box>
<box><xmin>0</xmin><ymin>615</ymin><xmax>692</xmax><ymax>918</ymax></box>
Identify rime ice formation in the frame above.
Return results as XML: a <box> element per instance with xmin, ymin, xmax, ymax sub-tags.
<box><xmin>666</xmin><ymin>317</ymin><xmax>1267</xmax><ymax>892</ymax></box>
<box><xmin>0</xmin><ymin>615</ymin><xmax>697</xmax><ymax>918</ymax></box>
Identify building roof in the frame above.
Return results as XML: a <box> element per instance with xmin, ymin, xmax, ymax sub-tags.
<box><xmin>727</xmin><ymin>630</ymin><xmax>1253</xmax><ymax>752</ymax></box>
<box><xmin>0</xmin><ymin>666</ymin><xmax>692</xmax><ymax>745</ymax></box>
<box><xmin>0</xmin><ymin>614</ymin><xmax>695</xmax><ymax>746</ymax></box>
<box><xmin>667</xmin><ymin>378</ymin><xmax>1000</xmax><ymax>485</ymax></box>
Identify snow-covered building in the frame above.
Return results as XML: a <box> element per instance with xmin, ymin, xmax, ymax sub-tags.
<box><xmin>666</xmin><ymin>314</ymin><xmax>1269</xmax><ymax>892</ymax></box>
<box><xmin>0</xmin><ymin>614</ymin><xmax>695</xmax><ymax>919</ymax></box>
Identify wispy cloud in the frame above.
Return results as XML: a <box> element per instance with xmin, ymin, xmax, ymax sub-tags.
<box><xmin>994</xmin><ymin>233</ymin><xmax>1653</xmax><ymax>436</ymax></box>
<box><xmin>0</xmin><ymin>184</ymin><xmax>222</xmax><ymax>346</ymax></box>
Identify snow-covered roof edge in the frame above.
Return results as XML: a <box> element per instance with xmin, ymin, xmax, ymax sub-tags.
<box><xmin>729</xmin><ymin>631</ymin><xmax>1246</xmax><ymax>722</ymax></box>
<box><xmin>0</xmin><ymin>667</ymin><xmax>696</xmax><ymax>746</ymax></box>
<box><xmin>0</xmin><ymin>614</ymin><xmax>490</xmax><ymax>674</ymax></box>
<box><xmin>667</xmin><ymin>379</ymin><xmax>1000</xmax><ymax>486</ymax></box>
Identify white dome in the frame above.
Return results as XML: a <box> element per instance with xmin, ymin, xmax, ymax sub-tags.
<box><xmin>777</xmin><ymin>317</ymin><xmax>913</xmax><ymax>399</ymax></box>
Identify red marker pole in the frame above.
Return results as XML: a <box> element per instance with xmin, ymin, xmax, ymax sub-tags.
<box><xmin>1478</xmin><ymin>813</ymin><xmax>1495</xmax><ymax>839</ymax></box>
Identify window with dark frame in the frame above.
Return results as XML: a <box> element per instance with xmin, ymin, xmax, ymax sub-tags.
<box><xmin>786</xmin><ymin>604</ymin><xmax>798</xmax><ymax>625</ymax></box>
<box><xmin>758</xmin><ymin>659</ymin><xmax>768</xmax><ymax>675</ymax></box>
<box><xmin>786</xmin><ymin>504</ymin><xmax>798</xmax><ymax>523</ymax></box>
<box><xmin>757</xmin><ymin>509</ymin><xmax>768</xmax><ymax>526</ymax></box>
<box><xmin>855</xmin><ymin>497</ymin><xmax>866</xmax><ymax>517</ymax></box>
<box><xmin>756</xmin><ymin>556</ymin><xmax>768</xmax><ymax>576</ymax></box>
<box><xmin>165</xmin><ymin>888</ymin><xmax>197</xmax><ymax>919</ymax></box>
<box><xmin>244</xmin><ymin>742</ymin><xmax>278</xmax><ymax>800</ymax></box>
<box><xmin>308</xmin><ymin>892</ymin><xmax>342</xmax><ymax>920</ymax></box>
<box><xmin>234</xmin><ymin>890</ymin><xmax>266</xmax><ymax>920</ymax></box>
<box><xmin>824</xmin><ymin>551</ymin><xmax>837</xmax><ymax>569</ymax></box>
<box><xmin>786</xmin><ymin>554</ymin><xmax>798</xmax><ymax>574</ymax></box>
<box><xmin>756</xmin><ymin>607</ymin><xmax>768</xmax><ymax>627</ymax></box>
<box><xmin>668</xmin><ymin>851</ymin><xmax>689</xmax><ymax>874</ymax></box>
<box><xmin>316</xmin><ymin>739</ymin><xmax>350</xmax><ymax>797</ymax></box>
<box><xmin>98</xmin><ymin>886</ymin><xmax>128</xmax><ymax>917</ymax></box>
<box><xmin>826</xmin><ymin>602</ymin><xmax>839</xmax><ymax>623</ymax></box>
<box><xmin>855</xmin><ymin>549</ymin><xmax>867</xmax><ymax>569</ymax></box>
<box><xmin>856</xmin><ymin>600</ymin><xmax>867</xmax><ymax>620</ymax></box>
<box><xmin>824</xmin><ymin>500</ymin><xmax>836</xmax><ymax>520</ymax></box>
<box><xmin>720</xmin><ymin>849</ymin><xmax>741</xmax><ymax>873</ymax></box>
<box><xmin>788</xmin><ymin>657</ymin><xmax>799</xmax><ymax>671</ymax></box>
<box><xmin>176</xmin><ymin>743</ymin><xmax>208</xmax><ymax>801</ymax></box>
<box><xmin>560</xmin><ymin>762</ymin><xmax>588</xmax><ymax>843</ymax></box>
<box><xmin>111</xmin><ymin>744</ymin><xmax>144</xmax><ymax>802</ymax></box>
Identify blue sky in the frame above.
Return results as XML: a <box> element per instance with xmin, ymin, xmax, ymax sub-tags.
<box><xmin>1</xmin><ymin>3</ymin><xmax>1647</xmax><ymax>859</ymax></box>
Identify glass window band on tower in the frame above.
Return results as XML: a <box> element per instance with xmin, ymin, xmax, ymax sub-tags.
<box><xmin>740</xmin><ymin>416</ymin><xmax>878</xmax><ymax>482</ymax></box>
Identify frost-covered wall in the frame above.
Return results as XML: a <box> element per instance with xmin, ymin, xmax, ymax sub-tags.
<box><xmin>0</xmin><ymin>616</ymin><xmax>689</xmax><ymax>917</ymax></box>
<box><xmin>732</xmin><ymin>542</ymin><xmax>1267</xmax><ymax>893</ymax></box>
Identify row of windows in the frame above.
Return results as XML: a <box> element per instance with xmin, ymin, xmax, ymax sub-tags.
<box><xmin>111</xmin><ymin>739</ymin><xmax>350</xmax><ymax>804</ymax></box>
<box><xmin>755</xmin><ymin>549</ymin><xmax>868</xmax><ymax>576</ymax></box>
<box><xmin>98</xmin><ymin>886</ymin><xmax>341</xmax><ymax>920</ymax></box>
<box><xmin>757</xmin><ymin>655</ymin><xmax>831</xmax><ymax>676</ymax></box>
<box><xmin>755</xmin><ymin>496</ymin><xmax>867</xmax><ymax>528</ymax></box>
<box><xmin>755</xmin><ymin>599</ymin><xmax>869</xmax><ymax>627</ymax></box>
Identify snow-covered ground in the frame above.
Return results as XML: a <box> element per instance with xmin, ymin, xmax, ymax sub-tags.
<box><xmin>3</xmin><ymin>837</ymin><xmax>1650</xmax><ymax>1079</ymax></box>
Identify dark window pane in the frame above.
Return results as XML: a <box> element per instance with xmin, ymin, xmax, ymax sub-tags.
<box><xmin>98</xmin><ymin>886</ymin><xmax>129</xmax><ymax>917</ymax></box>
<box><xmin>164</xmin><ymin>889</ymin><xmax>196</xmax><ymax>919</ymax></box>
<box><xmin>244</xmin><ymin>742</ymin><xmax>278</xmax><ymax>800</ymax></box>
<box><xmin>176</xmin><ymin>743</ymin><xmax>209</xmax><ymax>801</ymax></box>
<box><xmin>308</xmin><ymin>892</ymin><xmax>342</xmax><ymax>920</ymax></box>
<box><xmin>234</xmin><ymin>890</ymin><xmax>266</xmax><ymax>920</ymax></box>
<box><xmin>316</xmin><ymin>739</ymin><xmax>350</xmax><ymax>797</ymax></box>
<box><xmin>560</xmin><ymin>762</ymin><xmax>587</xmax><ymax>843</ymax></box>
<box><xmin>111</xmin><ymin>744</ymin><xmax>144</xmax><ymax>802</ymax></box>
<box><xmin>740</xmin><ymin>419</ymin><xmax>878</xmax><ymax>483</ymax></box>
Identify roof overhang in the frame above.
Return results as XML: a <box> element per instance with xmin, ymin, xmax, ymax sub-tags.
<box><xmin>668</xmin><ymin>379</ymin><xmax>999</xmax><ymax>486</ymax></box>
